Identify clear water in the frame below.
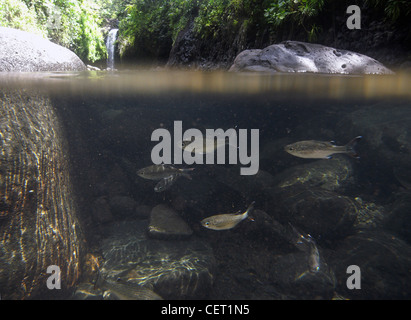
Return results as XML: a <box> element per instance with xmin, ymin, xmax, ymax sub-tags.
<box><xmin>1</xmin><ymin>71</ymin><xmax>411</xmax><ymax>300</ymax></box>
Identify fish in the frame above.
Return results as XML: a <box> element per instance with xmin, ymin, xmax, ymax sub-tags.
<box><xmin>94</xmin><ymin>272</ymin><xmax>163</xmax><ymax>300</ymax></box>
<box><xmin>137</xmin><ymin>164</ymin><xmax>194</xmax><ymax>180</ymax></box>
<box><xmin>307</xmin><ymin>237</ymin><xmax>321</xmax><ymax>273</ymax></box>
<box><xmin>284</xmin><ymin>136</ymin><xmax>362</xmax><ymax>159</ymax></box>
<box><xmin>201</xmin><ymin>201</ymin><xmax>255</xmax><ymax>230</ymax></box>
<box><xmin>178</xmin><ymin>129</ymin><xmax>237</xmax><ymax>155</ymax></box>
<box><xmin>154</xmin><ymin>174</ymin><xmax>179</xmax><ymax>192</ymax></box>
<box><xmin>288</xmin><ymin>224</ymin><xmax>320</xmax><ymax>275</ymax></box>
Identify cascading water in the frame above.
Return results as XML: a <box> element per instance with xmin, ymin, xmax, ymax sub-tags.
<box><xmin>106</xmin><ymin>28</ymin><xmax>118</xmax><ymax>70</ymax></box>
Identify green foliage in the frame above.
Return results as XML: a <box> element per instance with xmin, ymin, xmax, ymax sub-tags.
<box><xmin>76</xmin><ymin>0</ymin><xmax>107</xmax><ymax>62</ymax></box>
<box><xmin>0</xmin><ymin>0</ymin><xmax>106</xmax><ymax>63</ymax></box>
<box><xmin>0</xmin><ymin>0</ymin><xmax>46</xmax><ymax>36</ymax></box>
<box><xmin>194</xmin><ymin>0</ymin><xmax>265</xmax><ymax>39</ymax></box>
<box><xmin>365</xmin><ymin>0</ymin><xmax>411</xmax><ymax>22</ymax></box>
<box><xmin>118</xmin><ymin>0</ymin><xmax>198</xmax><ymax>58</ymax></box>
<box><xmin>264</xmin><ymin>0</ymin><xmax>325</xmax><ymax>40</ymax></box>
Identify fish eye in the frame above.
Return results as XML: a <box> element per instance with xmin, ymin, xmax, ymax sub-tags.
<box><xmin>288</xmin><ymin>147</ymin><xmax>294</xmax><ymax>151</ymax></box>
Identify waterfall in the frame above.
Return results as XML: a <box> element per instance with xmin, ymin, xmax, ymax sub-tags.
<box><xmin>106</xmin><ymin>28</ymin><xmax>118</xmax><ymax>70</ymax></box>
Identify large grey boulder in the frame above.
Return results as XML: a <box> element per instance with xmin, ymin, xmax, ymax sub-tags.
<box><xmin>229</xmin><ymin>41</ymin><xmax>393</xmax><ymax>74</ymax></box>
<box><xmin>0</xmin><ymin>27</ymin><xmax>86</xmax><ymax>72</ymax></box>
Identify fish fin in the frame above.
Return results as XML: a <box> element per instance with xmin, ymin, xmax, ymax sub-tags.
<box><xmin>345</xmin><ymin>136</ymin><xmax>362</xmax><ymax>159</ymax></box>
<box><xmin>245</xmin><ymin>201</ymin><xmax>255</xmax><ymax>216</ymax></box>
<box><xmin>180</xmin><ymin>168</ymin><xmax>195</xmax><ymax>180</ymax></box>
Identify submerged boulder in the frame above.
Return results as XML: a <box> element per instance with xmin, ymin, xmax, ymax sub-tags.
<box><xmin>272</xmin><ymin>155</ymin><xmax>354</xmax><ymax>192</ymax></box>
<box><xmin>148</xmin><ymin>204</ymin><xmax>193</xmax><ymax>240</ymax></box>
<box><xmin>0</xmin><ymin>27</ymin><xmax>86</xmax><ymax>72</ymax></box>
<box><xmin>0</xmin><ymin>90</ymin><xmax>84</xmax><ymax>299</ymax></box>
<box><xmin>331</xmin><ymin>230</ymin><xmax>411</xmax><ymax>299</ymax></box>
<box><xmin>229</xmin><ymin>41</ymin><xmax>393</xmax><ymax>74</ymax></box>
<box><xmin>100</xmin><ymin>219</ymin><xmax>215</xmax><ymax>299</ymax></box>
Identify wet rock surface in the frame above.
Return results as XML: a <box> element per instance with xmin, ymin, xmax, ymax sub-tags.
<box><xmin>99</xmin><ymin>219</ymin><xmax>215</xmax><ymax>299</ymax></box>
<box><xmin>0</xmin><ymin>27</ymin><xmax>86</xmax><ymax>72</ymax></box>
<box><xmin>229</xmin><ymin>41</ymin><xmax>393</xmax><ymax>74</ymax></box>
<box><xmin>0</xmin><ymin>90</ymin><xmax>84</xmax><ymax>299</ymax></box>
<box><xmin>331</xmin><ymin>230</ymin><xmax>411</xmax><ymax>299</ymax></box>
<box><xmin>148</xmin><ymin>204</ymin><xmax>193</xmax><ymax>240</ymax></box>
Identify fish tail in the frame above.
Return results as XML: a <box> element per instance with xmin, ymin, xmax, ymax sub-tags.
<box><xmin>345</xmin><ymin>136</ymin><xmax>362</xmax><ymax>158</ymax></box>
<box><xmin>244</xmin><ymin>201</ymin><xmax>255</xmax><ymax>218</ymax></box>
<box><xmin>180</xmin><ymin>168</ymin><xmax>195</xmax><ymax>180</ymax></box>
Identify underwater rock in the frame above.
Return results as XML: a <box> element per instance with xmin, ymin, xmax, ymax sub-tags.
<box><xmin>229</xmin><ymin>41</ymin><xmax>393</xmax><ymax>74</ymax></box>
<box><xmin>352</xmin><ymin>197</ymin><xmax>387</xmax><ymax>229</ymax></box>
<box><xmin>337</xmin><ymin>102</ymin><xmax>411</xmax><ymax>170</ymax></box>
<box><xmin>0</xmin><ymin>90</ymin><xmax>84</xmax><ymax>299</ymax></box>
<box><xmin>148</xmin><ymin>204</ymin><xmax>193</xmax><ymax>240</ymax></box>
<box><xmin>72</xmin><ymin>283</ymin><xmax>103</xmax><ymax>300</ymax></box>
<box><xmin>100</xmin><ymin>219</ymin><xmax>215</xmax><ymax>299</ymax></box>
<box><xmin>0</xmin><ymin>27</ymin><xmax>86</xmax><ymax>72</ymax></box>
<box><xmin>109</xmin><ymin>195</ymin><xmax>138</xmax><ymax>218</ymax></box>
<box><xmin>384</xmin><ymin>192</ymin><xmax>411</xmax><ymax>245</ymax></box>
<box><xmin>272</xmin><ymin>187</ymin><xmax>357</xmax><ymax>240</ymax></box>
<box><xmin>212</xmin><ymin>166</ymin><xmax>277</xmax><ymax>202</ymax></box>
<box><xmin>330</xmin><ymin>230</ymin><xmax>411</xmax><ymax>299</ymax></box>
<box><xmin>92</xmin><ymin>197</ymin><xmax>113</xmax><ymax>224</ymax></box>
<box><xmin>272</xmin><ymin>155</ymin><xmax>354</xmax><ymax>192</ymax></box>
<box><xmin>268</xmin><ymin>251</ymin><xmax>336</xmax><ymax>299</ymax></box>
<box><xmin>135</xmin><ymin>205</ymin><xmax>152</xmax><ymax>219</ymax></box>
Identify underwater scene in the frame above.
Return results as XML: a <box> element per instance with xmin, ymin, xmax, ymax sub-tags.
<box><xmin>1</xmin><ymin>71</ymin><xmax>411</xmax><ymax>300</ymax></box>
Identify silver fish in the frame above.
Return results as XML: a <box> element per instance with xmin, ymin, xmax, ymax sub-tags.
<box><xmin>289</xmin><ymin>224</ymin><xmax>320</xmax><ymax>274</ymax></box>
<box><xmin>95</xmin><ymin>275</ymin><xmax>163</xmax><ymax>300</ymax></box>
<box><xmin>201</xmin><ymin>202</ymin><xmax>255</xmax><ymax>230</ymax></box>
<box><xmin>178</xmin><ymin>129</ymin><xmax>237</xmax><ymax>155</ymax></box>
<box><xmin>137</xmin><ymin>164</ymin><xmax>194</xmax><ymax>180</ymax></box>
<box><xmin>154</xmin><ymin>174</ymin><xmax>179</xmax><ymax>192</ymax></box>
<box><xmin>285</xmin><ymin>136</ymin><xmax>362</xmax><ymax>159</ymax></box>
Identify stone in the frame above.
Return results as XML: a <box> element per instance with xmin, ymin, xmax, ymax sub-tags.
<box><xmin>272</xmin><ymin>155</ymin><xmax>354</xmax><ymax>192</ymax></box>
<box><xmin>229</xmin><ymin>41</ymin><xmax>393</xmax><ymax>74</ymax></box>
<box><xmin>100</xmin><ymin>219</ymin><xmax>215</xmax><ymax>299</ymax></box>
<box><xmin>337</xmin><ymin>102</ymin><xmax>411</xmax><ymax>170</ymax></box>
<box><xmin>109</xmin><ymin>195</ymin><xmax>138</xmax><ymax>218</ymax></box>
<box><xmin>92</xmin><ymin>197</ymin><xmax>113</xmax><ymax>224</ymax></box>
<box><xmin>0</xmin><ymin>27</ymin><xmax>86</xmax><ymax>72</ymax></box>
<box><xmin>272</xmin><ymin>187</ymin><xmax>358</xmax><ymax>240</ymax></box>
<box><xmin>0</xmin><ymin>90</ymin><xmax>84</xmax><ymax>299</ymax></box>
<box><xmin>135</xmin><ymin>205</ymin><xmax>152</xmax><ymax>219</ymax></box>
<box><xmin>268</xmin><ymin>251</ymin><xmax>336</xmax><ymax>299</ymax></box>
<box><xmin>384</xmin><ymin>192</ymin><xmax>411</xmax><ymax>245</ymax></box>
<box><xmin>330</xmin><ymin>230</ymin><xmax>411</xmax><ymax>299</ymax></box>
<box><xmin>148</xmin><ymin>204</ymin><xmax>193</xmax><ymax>240</ymax></box>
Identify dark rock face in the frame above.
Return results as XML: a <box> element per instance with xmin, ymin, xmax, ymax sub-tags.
<box><xmin>0</xmin><ymin>90</ymin><xmax>84</xmax><ymax>299</ymax></box>
<box><xmin>331</xmin><ymin>230</ymin><xmax>411</xmax><ymax>299</ymax></box>
<box><xmin>0</xmin><ymin>27</ymin><xmax>86</xmax><ymax>72</ymax></box>
<box><xmin>229</xmin><ymin>41</ymin><xmax>394</xmax><ymax>74</ymax></box>
<box><xmin>337</xmin><ymin>102</ymin><xmax>411</xmax><ymax>170</ymax></box>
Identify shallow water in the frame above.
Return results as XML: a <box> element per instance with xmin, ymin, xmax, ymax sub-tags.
<box><xmin>1</xmin><ymin>71</ymin><xmax>411</xmax><ymax>300</ymax></box>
